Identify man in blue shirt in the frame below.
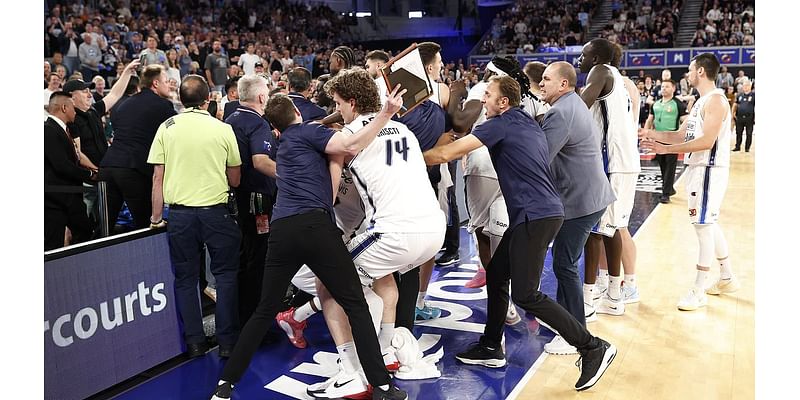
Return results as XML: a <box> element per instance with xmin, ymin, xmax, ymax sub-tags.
<box><xmin>212</xmin><ymin>87</ymin><xmax>409</xmax><ymax>400</ymax></box>
<box><xmin>224</xmin><ymin>74</ymin><xmax>278</xmax><ymax>332</ymax></box>
<box><xmin>424</xmin><ymin>75</ymin><xmax>616</xmax><ymax>392</ymax></box>
<box><xmin>288</xmin><ymin>67</ymin><xmax>327</xmax><ymax>122</ymax></box>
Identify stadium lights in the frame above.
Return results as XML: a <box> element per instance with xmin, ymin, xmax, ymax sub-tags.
<box><xmin>356</xmin><ymin>12</ymin><xmax>372</xmax><ymax>17</ymax></box>
<box><xmin>408</xmin><ymin>11</ymin><xmax>423</xmax><ymax>18</ymax></box>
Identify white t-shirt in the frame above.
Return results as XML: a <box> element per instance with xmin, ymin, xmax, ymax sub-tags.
<box><xmin>238</xmin><ymin>53</ymin><xmax>261</xmax><ymax>76</ymax></box>
<box><xmin>685</xmin><ymin>89</ymin><xmax>731</xmax><ymax>168</ymax></box>
<box><xmin>589</xmin><ymin>65</ymin><xmax>641</xmax><ymax>174</ymax></box>
<box><xmin>462</xmin><ymin>81</ymin><xmax>497</xmax><ymax>179</ymax></box>
<box><xmin>343</xmin><ymin>113</ymin><xmax>443</xmax><ymax>233</ymax></box>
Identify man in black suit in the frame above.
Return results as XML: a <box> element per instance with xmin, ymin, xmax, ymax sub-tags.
<box><xmin>100</xmin><ymin>64</ymin><xmax>177</xmax><ymax>232</ymax></box>
<box><xmin>44</xmin><ymin>92</ymin><xmax>97</xmax><ymax>250</ymax></box>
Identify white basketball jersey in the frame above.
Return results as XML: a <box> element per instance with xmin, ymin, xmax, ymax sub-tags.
<box><xmin>375</xmin><ymin>77</ymin><xmax>388</xmax><ymax>106</ymax></box>
<box><xmin>429</xmin><ymin>80</ymin><xmax>442</xmax><ymax>106</ymax></box>
<box><xmin>589</xmin><ymin>65</ymin><xmax>641</xmax><ymax>174</ymax></box>
<box><xmin>521</xmin><ymin>92</ymin><xmax>549</xmax><ymax>118</ymax></box>
<box><xmin>334</xmin><ymin>169</ymin><xmax>366</xmax><ymax>241</ymax></box>
<box><xmin>463</xmin><ymin>81</ymin><xmax>498</xmax><ymax>179</ymax></box>
<box><xmin>684</xmin><ymin>88</ymin><xmax>731</xmax><ymax>167</ymax></box>
<box><xmin>344</xmin><ymin>113</ymin><xmax>444</xmax><ymax>233</ymax></box>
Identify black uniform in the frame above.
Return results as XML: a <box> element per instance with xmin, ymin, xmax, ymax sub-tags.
<box><xmin>734</xmin><ymin>91</ymin><xmax>755</xmax><ymax>152</ymax></box>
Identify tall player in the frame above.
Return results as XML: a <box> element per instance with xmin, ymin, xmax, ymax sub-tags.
<box><xmin>639</xmin><ymin>53</ymin><xmax>738</xmax><ymax>310</ymax></box>
<box><xmin>578</xmin><ymin>38</ymin><xmax>641</xmax><ymax>318</ymax></box>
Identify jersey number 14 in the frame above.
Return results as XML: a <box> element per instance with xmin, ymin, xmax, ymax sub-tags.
<box><xmin>385</xmin><ymin>138</ymin><xmax>409</xmax><ymax>166</ymax></box>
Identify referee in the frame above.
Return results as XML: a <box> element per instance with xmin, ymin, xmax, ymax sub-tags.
<box><xmin>645</xmin><ymin>79</ymin><xmax>687</xmax><ymax>203</ymax></box>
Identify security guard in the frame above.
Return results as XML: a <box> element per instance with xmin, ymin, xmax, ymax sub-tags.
<box><xmin>732</xmin><ymin>80</ymin><xmax>755</xmax><ymax>152</ymax></box>
<box><xmin>148</xmin><ymin>74</ymin><xmax>243</xmax><ymax>359</ymax></box>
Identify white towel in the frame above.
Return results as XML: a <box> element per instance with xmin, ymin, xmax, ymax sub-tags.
<box><xmin>390</xmin><ymin>327</ymin><xmax>444</xmax><ymax>380</ymax></box>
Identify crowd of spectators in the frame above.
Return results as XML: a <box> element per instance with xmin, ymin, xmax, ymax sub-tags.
<box><xmin>476</xmin><ymin>0</ymin><xmax>598</xmax><ymax>55</ymax></box>
<box><xmin>598</xmin><ymin>0</ymin><xmax>682</xmax><ymax>49</ymax></box>
<box><xmin>691</xmin><ymin>0</ymin><xmax>754</xmax><ymax>47</ymax></box>
<box><xmin>45</xmin><ymin>0</ymin><xmax>365</xmax><ymax>92</ymax></box>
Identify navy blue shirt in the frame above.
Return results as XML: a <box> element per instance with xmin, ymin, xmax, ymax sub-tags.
<box><xmin>472</xmin><ymin>107</ymin><xmax>564</xmax><ymax>228</ymax></box>
<box><xmin>289</xmin><ymin>92</ymin><xmax>327</xmax><ymax>122</ymax></box>
<box><xmin>735</xmin><ymin>91</ymin><xmax>755</xmax><ymax>116</ymax></box>
<box><xmin>222</xmin><ymin>100</ymin><xmax>240</xmax><ymax>121</ymax></box>
<box><xmin>271</xmin><ymin>122</ymin><xmax>336</xmax><ymax>222</ymax></box>
<box><xmin>225</xmin><ymin>105</ymin><xmax>277</xmax><ymax>195</ymax></box>
<box><xmin>101</xmin><ymin>90</ymin><xmax>176</xmax><ymax>172</ymax></box>
<box><xmin>396</xmin><ymin>99</ymin><xmax>445</xmax><ymax>152</ymax></box>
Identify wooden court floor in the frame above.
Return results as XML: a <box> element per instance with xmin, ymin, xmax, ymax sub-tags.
<box><xmin>515</xmin><ymin>150</ymin><xmax>755</xmax><ymax>400</ymax></box>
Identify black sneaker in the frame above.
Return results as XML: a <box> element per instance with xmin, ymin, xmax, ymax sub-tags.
<box><xmin>574</xmin><ymin>338</ymin><xmax>617</xmax><ymax>391</ymax></box>
<box><xmin>732</xmin><ymin>147</ymin><xmax>741</xmax><ymax>152</ymax></box>
<box><xmin>455</xmin><ymin>341</ymin><xmax>506</xmax><ymax>368</ymax></box>
<box><xmin>372</xmin><ymin>384</ymin><xmax>408</xmax><ymax>400</ymax></box>
<box><xmin>659</xmin><ymin>195</ymin><xmax>670</xmax><ymax>204</ymax></box>
<box><xmin>210</xmin><ymin>381</ymin><xmax>233</xmax><ymax>399</ymax></box>
<box><xmin>435</xmin><ymin>252</ymin><xmax>460</xmax><ymax>266</ymax></box>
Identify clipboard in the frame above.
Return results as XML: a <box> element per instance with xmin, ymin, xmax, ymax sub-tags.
<box><xmin>380</xmin><ymin>43</ymin><xmax>434</xmax><ymax>117</ymax></box>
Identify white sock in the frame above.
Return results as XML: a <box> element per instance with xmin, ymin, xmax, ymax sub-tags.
<box><xmin>624</xmin><ymin>274</ymin><xmax>637</xmax><ymax>288</ymax></box>
<box><xmin>598</xmin><ymin>269</ymin><xmax>609</xmax><ymax>286</ymax></box>
<box><xmin>718</xmin><ymin>257</ymin><xmax>732</xmax><ymax>280</ymax></box>
<box><xmin>416</xmin><ymin>291</ymin><xmax>427</xmax><ymax>309</ymax></box>
<box><xmin>583</xmin><ymin>283</ymin><xmax>594</xmax><ymax>303</ymax></box>
<box><xmin>695</xmin><ymin>269</ymin><xmax>709</xmax><ymax>292</ymax></box>
<box><xmin>336</xmin><ymin>342</ymin><xmax>359</xmax><ymax>374</ymax></box>
<box><xmin>294</xmin><ymin>299</ymin><xmax>319</xmax><ymax>322</ymax></box>
<box><xmin>608</xmin><ymin>275</ymin><xmax>623</xmax><ymax>301</ymax></box>
<box><xmin>378</xmin><ymin>323</ymin><xmax>395</xmax><ymax>350</ymax></box>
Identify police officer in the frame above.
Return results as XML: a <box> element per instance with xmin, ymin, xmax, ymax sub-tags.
<box><xmin>732</xmin><ymin>80</ymin><xmax>755</xmax><ymax>152</ymax></box>
<box><xmin>148</xmin><ymin>74</ymin><xmax>243</xmax><ymax>359</ymax></box>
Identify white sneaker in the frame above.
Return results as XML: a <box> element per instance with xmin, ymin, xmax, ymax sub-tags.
<box><xmin>506</xmin><ymin>304</ymin><xmax>522</xmax><ymax>325</ymax></box>
<box><xmin>306</xmin><ymin>368</ymin><xmax>368</xmax><ymax>399</ymax></box>
<box><xmin>596</xmin><ymin>295</ymin><xmax>625</xmax><ymax>316</ymax></box>
<box><xmin>544</xmin><ymin>335</ymin><xmax>577</xmax><ymax>355</ymax></box>
<box><xmin>706</xmin><ymin>277</ymin><xmax>741</xmax><ymax>295</ymax></box>
<box><xmin>383</xmin><ymin>347</ymin><xmax>400</xmax><ymax>372</ymax></box>
<box><xmin>621</xmin><ymin>285</ymin><xmax>640</xmax><ymax>304</ymax></box>
<box><xmin>584</xmin><ymin>302</ymin><xmax>597</xmax><ymax>323</ymax></box>
<box><xmin>677</xmin><ymin>288</ymin><xmax>708</xmax><ymax>311</ymax></box>
<box><xmin>594</xmin><ymin>279</ymin><xmax>608</xmax><ymax>302</ymax></box>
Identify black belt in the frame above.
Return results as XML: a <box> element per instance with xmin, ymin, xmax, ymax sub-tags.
<box><xmin>305</xmin><ymin>208</ymin><xmax>329</xmax><ymax>215</ymax></box>
<box><xmin>170</xmin><ymin>203</ymin><xmax>226</xmax><ymax>210</ymax></box>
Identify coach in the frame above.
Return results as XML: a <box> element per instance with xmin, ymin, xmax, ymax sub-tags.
<box><xmin>536</xmin><ymin>62</ymin><xmax>615</xmax><ymax>354</ymax></box>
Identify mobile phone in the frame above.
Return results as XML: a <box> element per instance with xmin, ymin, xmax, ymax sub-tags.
<box><xmin>138</xmin><ymin>54</ymin><xmax>147</xmax><ymax>70</ymax></box>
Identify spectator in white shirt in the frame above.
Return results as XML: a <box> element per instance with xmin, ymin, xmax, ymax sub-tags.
<box><xmin>237</xmin><ymin>43</ymin><xmax>262</xmax><ymax>75</ymax></box>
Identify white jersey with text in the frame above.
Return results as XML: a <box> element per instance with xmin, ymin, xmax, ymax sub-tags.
<box><xmin>684</xmin><ymin>88</ymin><xmax>732</xmax><ymax>168</ymax></box>
<box><xmin>343</xmin><ymin>113</ymin><xmax>444</xmax><ymax>233</ymax></box>
<box><xmin>463</xmin><ymin>81</ymin><xmax>498</xmax><ymax>179</ymax></box>
<box><xmin>589</xmin><ymin>64</ymin><xmax>641</xmax><ymax>174</ymax></box>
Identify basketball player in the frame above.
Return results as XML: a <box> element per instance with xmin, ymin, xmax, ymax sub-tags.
<box><xmin>639</xmin><ymin>53</ymin><xmax>739</xmax><ymax>311</ymax></box>
<box><xmin>578</xmin><ymin>38</ymin><xmax>641</xmax><ymax>318</ymax></box>
<box><xmin>306</xmin><ymin>69</ymin><xmax>445</xmax><ymax>398</ymax></box>
<box><xmin>425</xmin><ymin>75</ymin><xmax>617</xmax><ymax>392</ymax></box>
<box><xmin>210</xmin><ymin>85</ymin><xmax>409</xmax><ymax>400</ymax></box>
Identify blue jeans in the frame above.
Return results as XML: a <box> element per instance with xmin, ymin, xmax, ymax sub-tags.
<box><xmin>167</xmin><ymin>205</ymin><xmax>241</xmax><ymax>346</ymax></box>
<box><xmin>551</xmin><ymin>208</ymin><xmax>606</xmax><ymax>327</ymax></box>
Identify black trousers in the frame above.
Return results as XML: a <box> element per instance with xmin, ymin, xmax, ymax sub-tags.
<box><xmin>655</xmin><ymin>154</ymin><xmax>678</xmax><ymax>197</ymax></box>
<box><xmin>221</xmin><ymin>210</ymin><xmax>391</xmax><ymax>387</ymax></box>
<box><xmin>234</xmin><ymin>190</ymin><xmax>270</xmax><ymax>325</ymax></box>
<box><xmin>481</xmin><ymin>217</ymin><xmax>597</xmax><ymax>352</ymax></box>
<box><xmin>101</xmin><ymin>167</ymin><xmax>153</xmax><ymax>232</ymax></box>
<box><xmin>44</xmin><ymin>197</ymin><xmax>91</xmax><ymax>251</ymax></box>
<box><xmin>442</xmin><ymin>161</ymin><xmax>460</xmax><ymax>255</ymax></box>
<box><xmin>736</xmin><ymin>114</ymin><xmax>755</xmax><ymax>150</ymax></box>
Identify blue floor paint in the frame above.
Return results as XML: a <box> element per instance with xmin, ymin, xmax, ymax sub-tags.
<box><xmin>112</xmin><ymin>161</ymin><xmax>669</xmax><ymax>400</ymax></box>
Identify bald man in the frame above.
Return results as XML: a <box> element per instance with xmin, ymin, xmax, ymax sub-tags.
<box><xmin>537</xmin><ymin>62</ymin><xmax>615</xmax><ymax>354</ymax></box>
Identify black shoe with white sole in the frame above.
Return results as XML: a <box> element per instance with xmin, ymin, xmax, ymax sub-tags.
<box><xmin>435</xmin><ymin>252</ymin><xmax>460</xmax><ymax>266</ymax></box>
<box><xmin>575</xmin><ymin>338</ymin><xmax>617</xmax><ymax>391</ymax></box>
<box><xmin>372</xmin><ymin>384</ymin><xmax>408</xmax><ymax>400</ymax></box>
<box><xmin>455</xmin><ymin>341</ymin><xmax>506</xmax><ymax>368</ymax></box>
<box><xmin>210</xmin><ymin>381</ymin><xmax>233</xmax><ymax>399</ymax></box>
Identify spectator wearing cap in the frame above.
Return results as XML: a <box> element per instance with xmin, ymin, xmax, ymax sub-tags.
<box><xmin>99</xmin><ymin>64</ymin><xmax>177</xmax><ymax>233</ymax></box>
<box><xmin>65</xmin><ymin>60</ymin><xmax>140</xmax><ymax>233</ymax></box>
<box><xmin>287</xmin><ymin>67</ymin><xmax>326</xmax><ymax>122</ymax></box>
<box><xmin>254</xmin><ymin>61</ymin><xmax>265</xmax><ymax>75</ymax></box>
<box><xmin>237</xmin><ymin>42</ymin><xmax>262</xmax><ymax>75</ymax></box>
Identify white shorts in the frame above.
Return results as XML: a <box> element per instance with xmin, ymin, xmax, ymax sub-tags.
<box><xmin>593</xmin><ymin>172</ymin><xmax>637</xmax><ymax>237</ymax></box>
<box><xmin>685</xmin><ymin>165</ymin><xmax>729</xmax><ymax>225</ymax></box>
<box><xmin>486</xmin><ymin>196</ymin><xmax>509</xmax><ymax>237</ymax></box>
<box><xmin>464</xmin><ymin>175</ymin><xmax>503</xmax><ymax>234</ymax></box>
<box><xmin>348</xmin><ymin>229</ymin><xmax>445</xmax><ymax>287</ymax></box>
